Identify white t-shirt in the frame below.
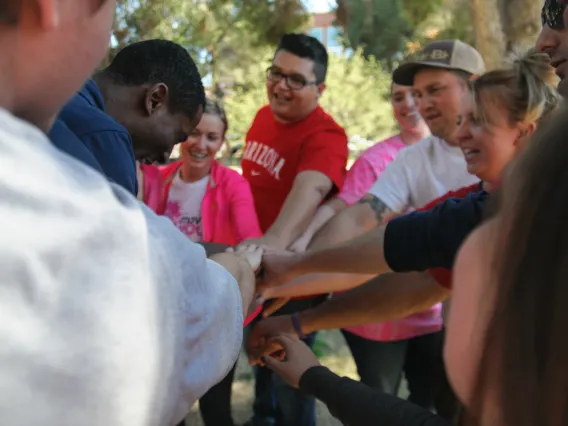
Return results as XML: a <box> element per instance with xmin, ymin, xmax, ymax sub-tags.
<box><xmin>164</xmin><ymin>173</ymin><xmax>209</xmax><ymax>242</ymax></box>
<box><xmin>0</xmin><ymin>109</ymin><xmax>243</xmax><ymax>426</ymax></box>
<box><xmin>367</xmin><ymin>135</ymin><xmax>479</xmax><ymax>212</ymax></box>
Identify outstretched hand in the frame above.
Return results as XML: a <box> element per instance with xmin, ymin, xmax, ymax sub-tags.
<box><xmin>257</xmin><ymin>249</ymin><xmax>302</xmax><ymax>292</ymax></box>
<box><xmin>226</xmin><ymin>244</ymin><xmax>263</xmax><ymax>273</ymax></box>
<box><xmin>262</xmin><ymin>335</ymin><xmax>321</xmax><ymax>389</ymax></box>
<box><xmin>246</xmin><ymin>315</ymin><xmax>296</xmax><ymax>364</ymax></box>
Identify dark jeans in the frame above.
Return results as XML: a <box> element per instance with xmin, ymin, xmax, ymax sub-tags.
<box><xmin>176</xmin><ymin>363</ymin><xmax>237</xmax><ymax>426</ymax></box>
<box><xmin>341</xmin><ymin>329</ymin><xmax>453</xmax><ymax>414</ymax></box>
<box><xmin>248</xmin><ymin>297</ymin><xmax>326</xmax><ymax>426</ymax></box>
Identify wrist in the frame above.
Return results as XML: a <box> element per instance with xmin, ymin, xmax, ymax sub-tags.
<box><xmin>290</xmin><ymin>251</ymin><xmax>310</xmax><ymax>277</ymax></box>
<box><xmin>290</xmin><ymin>312</ymin><xmax>311</xmax><ymax>339</ymax></box>
<box><xmin>261</xmin><ymin>233</ymin><xmax>287</xmax><ymax>250</ymax></box>
<box><xmin>290</xmin><ymin>312</ymin><xmax>305</xmax><ymax>339</ymax></box>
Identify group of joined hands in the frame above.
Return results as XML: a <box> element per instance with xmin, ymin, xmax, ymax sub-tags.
<box><xmin>223</xmin><ymin>241</ymin><xmax>322</xmax><ymax>388</ymax></box>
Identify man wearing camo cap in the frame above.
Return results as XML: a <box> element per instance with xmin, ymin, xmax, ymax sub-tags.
<box><xmin>309</xmin><ymin>39</ymin><xmax>485</xmax><ymax>260</ymax></box>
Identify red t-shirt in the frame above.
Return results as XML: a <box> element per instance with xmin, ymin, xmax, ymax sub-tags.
<box><xmin>419</xmin><ymin>182</ymin><xmax>481</xmax><ymax>289</ymax></box>
<box><xmin>242</xmin><ymin>105</ymin><xmax>348</xmax><ymax>232</ymax></box>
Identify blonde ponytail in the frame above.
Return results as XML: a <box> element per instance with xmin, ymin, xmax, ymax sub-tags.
<box><xmin>472</xmin><ymin>49</ymin><xmax>560</xmax><ymax>128</ymax></box>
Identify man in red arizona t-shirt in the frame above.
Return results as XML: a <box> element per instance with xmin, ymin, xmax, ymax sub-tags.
<box><xmin>241</xmin><ymin>33</ymin><xmax>348</xmax><ymax>426</ymax></box>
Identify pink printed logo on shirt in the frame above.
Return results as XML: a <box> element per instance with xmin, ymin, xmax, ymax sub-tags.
<box><xmin>164</xmin><ymin>201</ymin><xmax>203</xmax><ymax>242</ymax></box>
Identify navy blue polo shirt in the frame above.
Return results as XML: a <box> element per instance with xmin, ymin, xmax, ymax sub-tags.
<box><xmin>49</xmin><ymin>119</ymin><xmax>104</xmax><ymax>175</ymax></box>
<box><xmin>384</xmin><ymin>190</ymin><xmax>490</xmax><ymax>271</ymax></box>
<box><xmin>52</xmin><ymin>79</ymin><xmax>138</xmax><ymax>195</ymax></box>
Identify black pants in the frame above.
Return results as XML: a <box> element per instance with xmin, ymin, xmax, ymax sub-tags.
<box><xmin>341</xmin><ymin>329</ymin><xmax>456</xmax><ymax>415</ymax></box>
<box><xmin>177</xmin><ymin>363</ymin><xmax>237</xmax><ymax>426</ymax></box>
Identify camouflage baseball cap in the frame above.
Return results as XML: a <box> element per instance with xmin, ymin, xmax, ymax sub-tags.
<box><xmin>393</xmin><ymin>40</ymin><xmax>486</xmax><ymax>86</ymax></box>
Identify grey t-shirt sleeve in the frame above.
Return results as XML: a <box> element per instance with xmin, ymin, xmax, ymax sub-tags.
<box><xmin>0</xmin><ymin>110</ymin><xmax>243</xmax><ymax>426</ymax></box>
<box><xmin>115</xmin><ymin>186</ymin><xmax>245</xmax><ymax>424</ymax></box>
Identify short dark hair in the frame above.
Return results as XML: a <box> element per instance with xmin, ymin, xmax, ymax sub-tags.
<box><xmin>0</xmin><ymin>1</ymin><xmax>19</xmax><ymax>25</ymax></box>
<box><xmin>102</xmin><ymin>39</ymin><xmax>205</xmax><ymax>120</ymax></box>
<box><xmin>276</xmin><ymin>33</ymin><xmax>328</xmax><ymax>83</ymax></box>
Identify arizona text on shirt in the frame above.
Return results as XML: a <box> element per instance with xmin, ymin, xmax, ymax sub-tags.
<box><xmin>242</xmin><ymin>140</ymin><xmax>286</xmax><ymax>180</ymax></box>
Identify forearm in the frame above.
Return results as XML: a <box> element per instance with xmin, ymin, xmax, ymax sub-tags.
<box><xmin>300</xmin><ymin>366</ymin><xmax>451</xmax><ymax>426</ymax></box>
<box><xmin>264</xmin><ymin>187</ymin><xmax>325</xmax><ymax>249</ymax></box>
<box><xmin>309</xmin><ymin>195</ymin><xmax>390</xmax><ymax>249</ymax></box>
<box><xmin>309</xmin><ymin>204</ymin><xmax>375</xmax><ymax>249</ymax></box>
<box><xmin>263</xmin><ymin>272</ymin><xmax>375</xmax><ymax>300</ymax></box>
<box><xmin>292</xmin><ymin>225</ymin><xmax>390</xmax><ymax>277</ymax></box>
<box><xmin>299</xmin><ymin>272</ymin><xmax>450</xmax><ymax>334</ymax></box>
<box><xmin>298</xmin><ymin>200</ymin><xmax>345</xmax><ymax>244</ymax></box>
<box><xmin>209</xmin><ymin>253</ymin><xmax>255</xmax><ymax>315</ymax></box>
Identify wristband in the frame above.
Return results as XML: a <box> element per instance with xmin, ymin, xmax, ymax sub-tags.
<box><xmin>291</xmin><ymin>312</ymin><xmax>307</xmax><ymax>339</ymax></box>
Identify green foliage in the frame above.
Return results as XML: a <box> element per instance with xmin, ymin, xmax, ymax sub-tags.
<box><xmin>400</xmin><ymin>0</ymin><xmax>444</xmax><ymax>27</ymax></box>
<box><xmin>319</xmin><ymin>51</ymin><xmax>395</xmax><ymax>141</ymax></box>
<box><xmin>335</xmin><ymin>0</ymin><xmax>472</xmax><ymax>66</ymax></box>
<box><xmin>224</xmin><ymin>49</ymin><xmax>396</xmax><ymax>149</ymax></box>
<box><xmin>109</xmin><ymin>0</ymin><xmax>311</xmax><ymax>85</ymax></box>
<box><xmin>408</xmin><ymin>0</ymin><xmax>473</xmax><ymax>52</ymax></box>
<box><xmin>339</xmin><ymin>0</ymin><xmax>411</xmax><ymax>68</ymax></box>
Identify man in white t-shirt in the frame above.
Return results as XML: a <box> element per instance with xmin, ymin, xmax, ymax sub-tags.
<box><xmin>308</xmin><ymin>40</ymin><xmax>485</xmax><ymax>248</ymax></box>
<box><xmin>0</xmin><ymin>2</ymin><xmax>258</xmax><ymax>426</ymax></box>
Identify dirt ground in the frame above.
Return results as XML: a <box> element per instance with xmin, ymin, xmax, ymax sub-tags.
<box><xmin>180</xmin><ymin>330</ymin><xmax>409</xmax><ymax>426</ymax></box>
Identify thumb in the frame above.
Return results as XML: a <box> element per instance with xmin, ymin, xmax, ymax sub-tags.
<box><xmin>262</xmin><ymin>355</ymin><xmax>282</xmax><ymax>370</ymax></box>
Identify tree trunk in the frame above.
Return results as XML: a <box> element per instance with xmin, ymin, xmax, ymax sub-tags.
<box><xmin>470</xmin><ymin>0</ymin><xmax>506</xmax><ymax>70</ymax></box>
<box><xmin>498</xmin><ymin>0</ymin><xmax>542</xmax><ymax>55</ymax></box>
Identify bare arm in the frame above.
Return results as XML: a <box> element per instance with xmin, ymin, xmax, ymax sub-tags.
<box><xmin>262</xmin><ymin>223</ymin><xmax>392</xmax><ymax>289</ymax></box>
<box><xmin>267</xmin><ymin>194</ymin><xmax>392</xmax><ymax>298</ymax></box>
<box><xmin>210</xmin><ymin>252</ymin><xmax>256</xmax><ymax>316</ymax></box>
<box><xmin>262</xmin><ymin>171</ymin><xmax>334</xmax><ymax>249</ymax></box>
<box><xmin>262</xmin><ymin>272</ymin><xmax>376</xmax><ymax>300</ymax></box>
<box><xmin>248</xmin><ymin>272</ymin><xmax>450</xmax><ymax>361</ymax></box>
<box><xmin>289</xmin><ymin>198</ymin><xmax>347</xmax><ymax>252</ymax></box>
<box><xmin>308</xmin><ymin>194</ymin><xmax>393</xmax><ymax>249</ymax></box>
<box><xmin>299</xmin><ymin>272</ymin><xmax>449</xmax><ymax>333</ymax></box>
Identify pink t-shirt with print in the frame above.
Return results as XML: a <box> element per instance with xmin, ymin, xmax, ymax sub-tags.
<box><xmin>337</xmin><ymin>135</ymin><xmax>405</xmax><ymax>206</ymax></box>
<box><xmin>336</xmin><ymin>135</ymin><xmax>443</xmax><ymax>341</ymax></box>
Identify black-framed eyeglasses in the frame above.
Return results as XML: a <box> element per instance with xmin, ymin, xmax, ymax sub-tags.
<box><xmin>266</xmin><ymin>66</ymin><xmax>317</xmax><ymax>91</ymax></box>
<box><xmin>542</xmin><ymin>0</ymin><xmax>568</xmax><ymax>30</ymax></box>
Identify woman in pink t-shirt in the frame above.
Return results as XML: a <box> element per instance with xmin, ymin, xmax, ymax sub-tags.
<box><xmin>287</xmin><ymin>83</ymin><xmax>448</xmax><ymax>408</ymax></box>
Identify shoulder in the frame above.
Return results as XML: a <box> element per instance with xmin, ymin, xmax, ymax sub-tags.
<box><xmin>159</xmin><ymin>160</ymin><xmax>183</xmax><ymax>182</ymax></box>
<box><xmin>212</xmin><ymin>161</ymin><xmax>249</xmax><ymax>186</ymax></box>
<box><xmin>361</xmin><ymin>135</ymin><xmax>404</xmax><ymax>158</ymax></box>
<box><xmin>59</xmin><ymin>96</ymin><xmax>128</xmax><ymax>140</ymax></box>
<box><xmin>389</xmin><ymin>135</ymin><xmax>438</xmax><ymax>166</ymax></box>
<box><xmin>311</xmin><ymin>107</ymin><xmax>347</xmax><ymax>137</ymax></box>
<box><xmin>251</xmin><ymin>105</ymin><xmax>272</xmax><ymax>125</ymax></box>
<box><xmin>246</xmin><ymin>106</ymin><xmax>274</xmax><ymax>137</ymax></box>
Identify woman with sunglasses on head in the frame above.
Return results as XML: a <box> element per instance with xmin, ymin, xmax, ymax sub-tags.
<box><xmin>252</xmin><ymin>50</ymin><xmax>561</xmax><ymax>426</ymax></box>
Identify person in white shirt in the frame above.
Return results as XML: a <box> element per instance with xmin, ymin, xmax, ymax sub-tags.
<box><xmin>0</xmin><ymin>2</ymin><xmax>259</xmax><ymax>426</ymax></box>
<box><xmin>307</xmin><ymin>40</ymin><xmax>485</xmax><ymax>248</ymax></box>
